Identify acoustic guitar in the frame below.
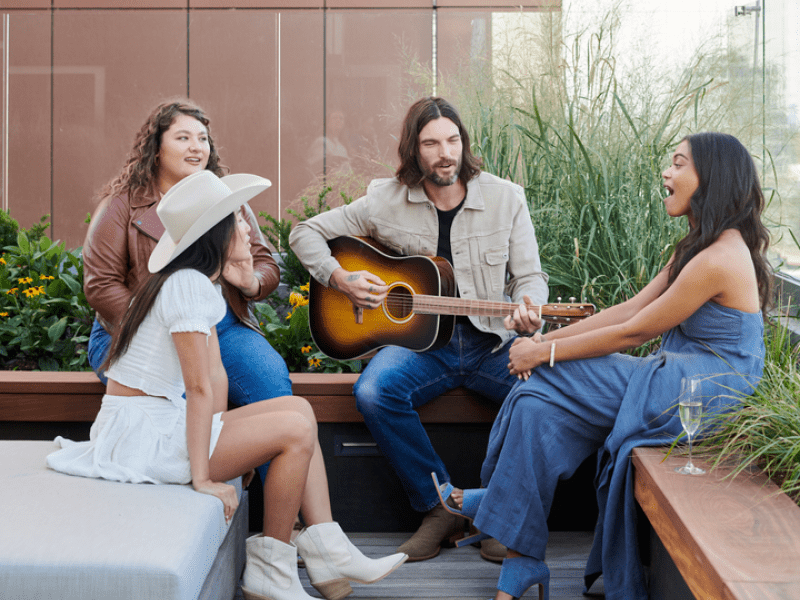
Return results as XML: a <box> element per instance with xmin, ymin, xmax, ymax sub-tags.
<box><xmin>309</xmin><ymin>236</ymin><xmax>595</xmax><ymax>360</ymax></box>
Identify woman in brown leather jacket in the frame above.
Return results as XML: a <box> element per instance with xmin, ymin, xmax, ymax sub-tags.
<box><xmin>83</xmin><ymin>99</ymin><xmax>292</xmax><ymax>485</ymax></box>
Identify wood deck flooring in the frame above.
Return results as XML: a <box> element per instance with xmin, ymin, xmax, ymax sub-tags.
<box><xmin>238</xmin><ymin>531</ymin><xmax>604</xmax><ymax>599</ymax></box>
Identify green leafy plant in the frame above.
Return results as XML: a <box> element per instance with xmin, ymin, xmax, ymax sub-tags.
<box><xmin>260</xmin><ymin>186</ymin><xmax>354</xmax><ymax>292</ymax></box>
<box><xmin>0</xmin><ymin>230</ymin><xmax>93</xmax><ymax>370</ymax></box>
<box><xmin>254</xmin><ymin>284</ymin><xmax>361</xmax><ymax>374</ymax></box>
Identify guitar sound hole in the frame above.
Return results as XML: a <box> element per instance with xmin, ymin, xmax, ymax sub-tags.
<box><xmin>385</xmin><ymin>285</ymin><xmax>413</xmax><ymax>321</ymax></box>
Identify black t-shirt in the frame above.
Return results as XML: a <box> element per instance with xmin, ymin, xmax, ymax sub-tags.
<box><xmin>435</xmin><ymin>197</ymin><xmax>473</xmax><ymax>326</ymax></box>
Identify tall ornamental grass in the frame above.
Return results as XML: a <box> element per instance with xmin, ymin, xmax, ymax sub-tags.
<box><xmin>441</xmin><ymin>7</ymin><xmax>777</xmax><ymax>311</ymax></box>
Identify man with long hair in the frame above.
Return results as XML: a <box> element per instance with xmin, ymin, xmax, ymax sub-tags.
<box><xmin>290</xmin><ymin>97</ymin><xmax>548</xmax><ymax>561</ymax></box>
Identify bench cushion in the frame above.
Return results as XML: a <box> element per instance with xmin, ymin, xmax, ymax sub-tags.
<box><xmin>0</xmin><ymin>440</ymin><xmax>242</xmax><ymax>600</ymax></box>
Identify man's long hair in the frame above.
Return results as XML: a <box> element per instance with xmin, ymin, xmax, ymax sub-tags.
<box><xmin>97</xmin><ymin>99</ymin><xmax>226</xmax><ymax>202</ymax></box>
<box><xmin>100</xmin><ymin>213</ymin><xmax>236</xmax><ymax>373</ymax></box>
<box><xmin>667</xmin><ymin>132</ymin><xmax>772</xmax><ymax>316</ymax></box>
<box><xmin>396</xmin><ymin>97</ymin><xmax>482</xmax><ymax>187</ymax></box>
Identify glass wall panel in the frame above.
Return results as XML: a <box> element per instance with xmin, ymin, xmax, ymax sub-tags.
<box><xmin>3</xmin><ymin>12</ymin><xmax>51</xmax><ymax>233</ymax></box>
<box><xmin>560</xmin><ymin>0</ymin><xmax>799</xmax><ymax>275</ymax></box>
<box><xmin>190</xmin><ymin>10</ymin><xmax>281</xmax><ymax>223</ymax></box>
<box><xmin>52</xmin><ymin>10</ymin><xmax>187</xmax><ymax>249</ymax></box>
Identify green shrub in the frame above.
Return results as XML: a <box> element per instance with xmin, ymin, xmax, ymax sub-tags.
<box><xmin>0</xmin><ymin>230</ymin><xmax>93</xmax><ymax>370</ymax></box>
<box><xmin>254</xmin><ymin>284</ymin><xmax>361</xmax><ymax>374</ymax></box>
<box><xmin>260</xmin><ymin>186</ymin><xmax>353</xmax><ymax>291</ymax></box>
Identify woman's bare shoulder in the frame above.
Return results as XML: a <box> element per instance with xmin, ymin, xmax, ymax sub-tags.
<box><xmin>700</xmin><ymin>229</ymin><xmax>760</xmax><ymax>312</ymax></box>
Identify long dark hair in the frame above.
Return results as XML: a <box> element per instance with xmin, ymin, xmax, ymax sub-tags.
<box><xmin>101</xmin><ymin>213</ymin><xmax>237</xmax><ymax>372</ymax></box>
<box><xmin>97</xmin><ymin>99</ymin><xmax>226</xmax><ymax>202</ymax></box>
<box><xmin>395</xmin><ymin>96</ymin><xmax>482</xmax><ymax>187</ymax></box>
<box><xmin>668</xmin><ymin>132</ymin><xmax>772</xmax><ymax>316</ymax></box>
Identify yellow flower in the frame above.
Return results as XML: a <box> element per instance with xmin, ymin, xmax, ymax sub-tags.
<box><xmin>0</xmin><ymin>312</ymin><xmax>8</xmax><ymax>317</ymax></box>
<box><xmin>308</xmin><ymin>357</ymin><xmax>321</xmax><ymax>368</ymax></box>
<box><xmin>37</xmin><ymin>286</ymin><xmax>45</xmax><ymax>295</ymax></box>
<box><xmin>289</xmin><ymin>292</ymin><xmax>305</xmax><ymax>307</ymax></box>
<box><xmin>286</xmin><ymin>311</ymin><xmax>293</xmax><ymax>320</ymax></box>
<box><xmin>39</xmin><ymin>274</ymin><xmax>54</xmax><ymax>280</ymax></box>
<box><xmin>18</xmin><ymin>277</ymin><xmax>33</xmax><ymax>285</ymax></box>
<box><xmin>6</xmin><ymin>287</ymin><xmax>17</xmax><ymax>295</ymax></box>
<box><xmin>300</xmin><ymin>283</ymin><xmax>310</xmax><ymax>292</ymax></box>
<box><xmin>301</xmin><ymin>345</ymin><xmax>312</xmax><ymax>354</ymax></box>
<box><xmin>0</xmin><ymin>257</ymin><xmax>6</xmax><ymax>265</ymax></box>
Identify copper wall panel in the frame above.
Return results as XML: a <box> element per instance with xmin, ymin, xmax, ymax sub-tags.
<box><xmin>191</xmin><ymin>1</ymin><xmax>323</xmax><ymax>7</ymax></box>
<box><xmin>52</xmin><ymin>10</ymin><xmax>187</xmax><ymax>250</ymax></box>
<box><xmin>437</xmin><ymin>0</ymin><xmax>559</xmax><ymax>7</ymax></box>
<box><xmin>0</xmin><ymin>2</ymin><xmax>49</xmax><ymax>8</ymax></box>
<box><xmin>5</xmin><ymin>12</ymin><xmax>51</xmax><ymax>234</ymax></box>
<box><xmin>301</xmin><ymin>9</ymin><xmax>431</xmax><ymax>214</ymax></box>
<box><xmin>54</xmin><ymin>0</ymin><xmax>187</xmax><ymax>7</ymax></box>
<box><xmin>327</xmin><ymin>0</ymin><xmax>429</xmax><ymax>7</ymax></box>
<box><xmin>437</xmin><ymin>10</ymin><xmax>492</xmax><ymax>86</ymax></box>
<box><xmin>189</xmin><ymin>10</ymin><xmax>282</xmax><ymax>233</ymax></box>
<box><xmin>278</xmin><ymin>11</ymin><xmax>323</xmax><ymax>218</ymax></box>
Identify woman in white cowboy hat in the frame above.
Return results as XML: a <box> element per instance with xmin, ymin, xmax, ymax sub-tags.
<box><xmin>48</xmin><ymin>170</ymin><xmax>407</xmax><ymax>600</ymax></box>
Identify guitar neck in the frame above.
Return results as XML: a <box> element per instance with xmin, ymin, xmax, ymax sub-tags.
<box><xmin>412</xmin><ymin>295</ymin><xmax>544</xmax><ymax>318</ymax></box>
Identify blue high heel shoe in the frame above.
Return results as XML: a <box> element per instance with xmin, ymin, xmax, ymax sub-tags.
<box><xmin>431</xmin><ymin>472</ymin><xmax>489</xmax><ymax>547</ymax></box>
<box><xmin>497</xmin><ymin>556</ymin><xmax>550</xmax><ymax>600</ymax></box>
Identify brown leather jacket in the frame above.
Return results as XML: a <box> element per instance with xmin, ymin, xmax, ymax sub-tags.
<box><xmin>83</xmin><ymin>187</ymin><xmax>280</xmax><ymax>333</ymax></box>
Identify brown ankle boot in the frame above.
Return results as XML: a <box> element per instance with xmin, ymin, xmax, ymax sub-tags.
<box><xmin>397</xmin><ymin>503</ymin><xmax>465</xmax><ymax>562</ymax></box>
<box><xmin>479</xmin><ymin>536</ymin><xmax>507</xmax><ymax>563</ymax></box>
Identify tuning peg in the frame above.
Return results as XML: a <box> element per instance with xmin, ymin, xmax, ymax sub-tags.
<box><xmin>569</xmin><ymin>296</ymin><xmax>576</xmax><ymax>303</ymax></box>
<box><xmin>557</xmin><ymin>296</ymin><xmax>562</xmax><ymax>303</ymax></box>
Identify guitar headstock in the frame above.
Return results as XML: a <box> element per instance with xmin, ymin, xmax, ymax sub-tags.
<box><xmin>536</xmin><ymin>300</ymin><xmax>596</xmax><ymax>326</ymax></box>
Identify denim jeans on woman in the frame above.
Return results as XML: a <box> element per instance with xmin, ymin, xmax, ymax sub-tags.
<box><xmin>353</xmin><ymin>321</ymin><xmax>518</xmax><ymax>512</ymax></box>
<box><xmin>88</xmin><ymin>305</ymin><xmax>292</xmax><ymax>484</ymax></box>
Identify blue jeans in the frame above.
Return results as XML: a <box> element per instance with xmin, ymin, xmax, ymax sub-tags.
<box><xmin>353</xmin><ymin>322</ymin><xmax>518</xmax><ymax>512</ymax></box>
<box><xmin>88</xmin><ymin>306</ymin><xmax>292</xmax><ymax>483</ymax></box>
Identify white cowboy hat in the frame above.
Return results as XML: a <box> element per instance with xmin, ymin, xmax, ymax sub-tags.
<box><xmin>148</xmin><ymin>170</ymin><xmax>271</xmax><ymax>273</ymax></box>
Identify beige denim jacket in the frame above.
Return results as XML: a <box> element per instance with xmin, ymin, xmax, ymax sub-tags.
<box><xmin>289</xmin><ymin>172</ymin><xmax>549</xmax><ymax>346</ymax></box>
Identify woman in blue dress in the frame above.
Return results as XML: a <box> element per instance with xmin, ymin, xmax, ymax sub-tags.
<box><xmin>436</xmin><ymin>132</ymin><xmax>772</xmax><ymax>600</ymax></box>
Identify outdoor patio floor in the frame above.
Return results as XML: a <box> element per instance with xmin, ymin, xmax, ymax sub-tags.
<box><xmin>237</xmin><ymin>531</ymin><xmax>604</xmax><ymax>599</ymax></box>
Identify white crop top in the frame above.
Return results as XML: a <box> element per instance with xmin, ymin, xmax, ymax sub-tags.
<box><xmin>105</xmin><ymin>269</ymin><xmax>227</xmax><ymax>403</ymax></box>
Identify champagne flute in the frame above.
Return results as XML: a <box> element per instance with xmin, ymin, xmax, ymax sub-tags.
<box><xmin>676</xmin><ymin>376</ymin><xmax>705</xmax><ymax>475</ymax></box>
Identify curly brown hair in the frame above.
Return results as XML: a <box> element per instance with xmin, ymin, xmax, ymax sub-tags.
<box><xmin>395</xmin><ymin>96</ymin><xmax>482</xmax><ymax>188</ymax></box>
<box><xmin>97</xmin><ymin>99</ymin><xmax>227</xmax><ymax>202</ymax></box>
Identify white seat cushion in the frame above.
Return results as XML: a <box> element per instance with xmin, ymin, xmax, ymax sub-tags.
<box><xmin>0</xmin><ymin>440</ymin><xmax>241</xmax><ymax>600</ymax></box>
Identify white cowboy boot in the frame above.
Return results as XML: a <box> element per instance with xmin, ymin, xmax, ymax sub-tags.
<box><xmin>241</xmin><ymin>534</ymin><xmax>316</xmax><ymax>600</ymax></box>
<box><xmin>293</xmin><ymin>522</ymin><xmax>408</xmax><ymax>600</ymax></box>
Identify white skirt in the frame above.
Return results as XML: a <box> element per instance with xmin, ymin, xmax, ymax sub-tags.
<box><xmin>47</xmin><ymin>394</ymin><xmax>224</xmax><ymax>485</ymax></box>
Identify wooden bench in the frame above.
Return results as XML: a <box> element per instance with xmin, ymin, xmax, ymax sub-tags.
<box><xmin>633</xmin><ymin>447</ymin><xmax>800</xmax><ymax>600</ymax></box>
<box><xmin>0</xmin><ymin>371</ymin><xmax>498</xmax><ymax>424</ymax></box>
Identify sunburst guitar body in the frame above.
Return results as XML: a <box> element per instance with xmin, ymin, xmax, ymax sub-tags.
<box><xmin>308</xmin><ymin>236</ymin><xmax>595</xmax><ymax>361</ymax></box>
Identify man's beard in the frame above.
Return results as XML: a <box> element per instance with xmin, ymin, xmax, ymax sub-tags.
<box><xmin>422</xmin><ymin>159</ymin><xmax>461</xmax><ymax>187</ymax></box>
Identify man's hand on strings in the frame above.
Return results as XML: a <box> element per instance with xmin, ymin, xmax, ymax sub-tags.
<box><xmin>330</xmin><ymin>268</ymin><xmax>389</xmax><ymax>309</ymax></box>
